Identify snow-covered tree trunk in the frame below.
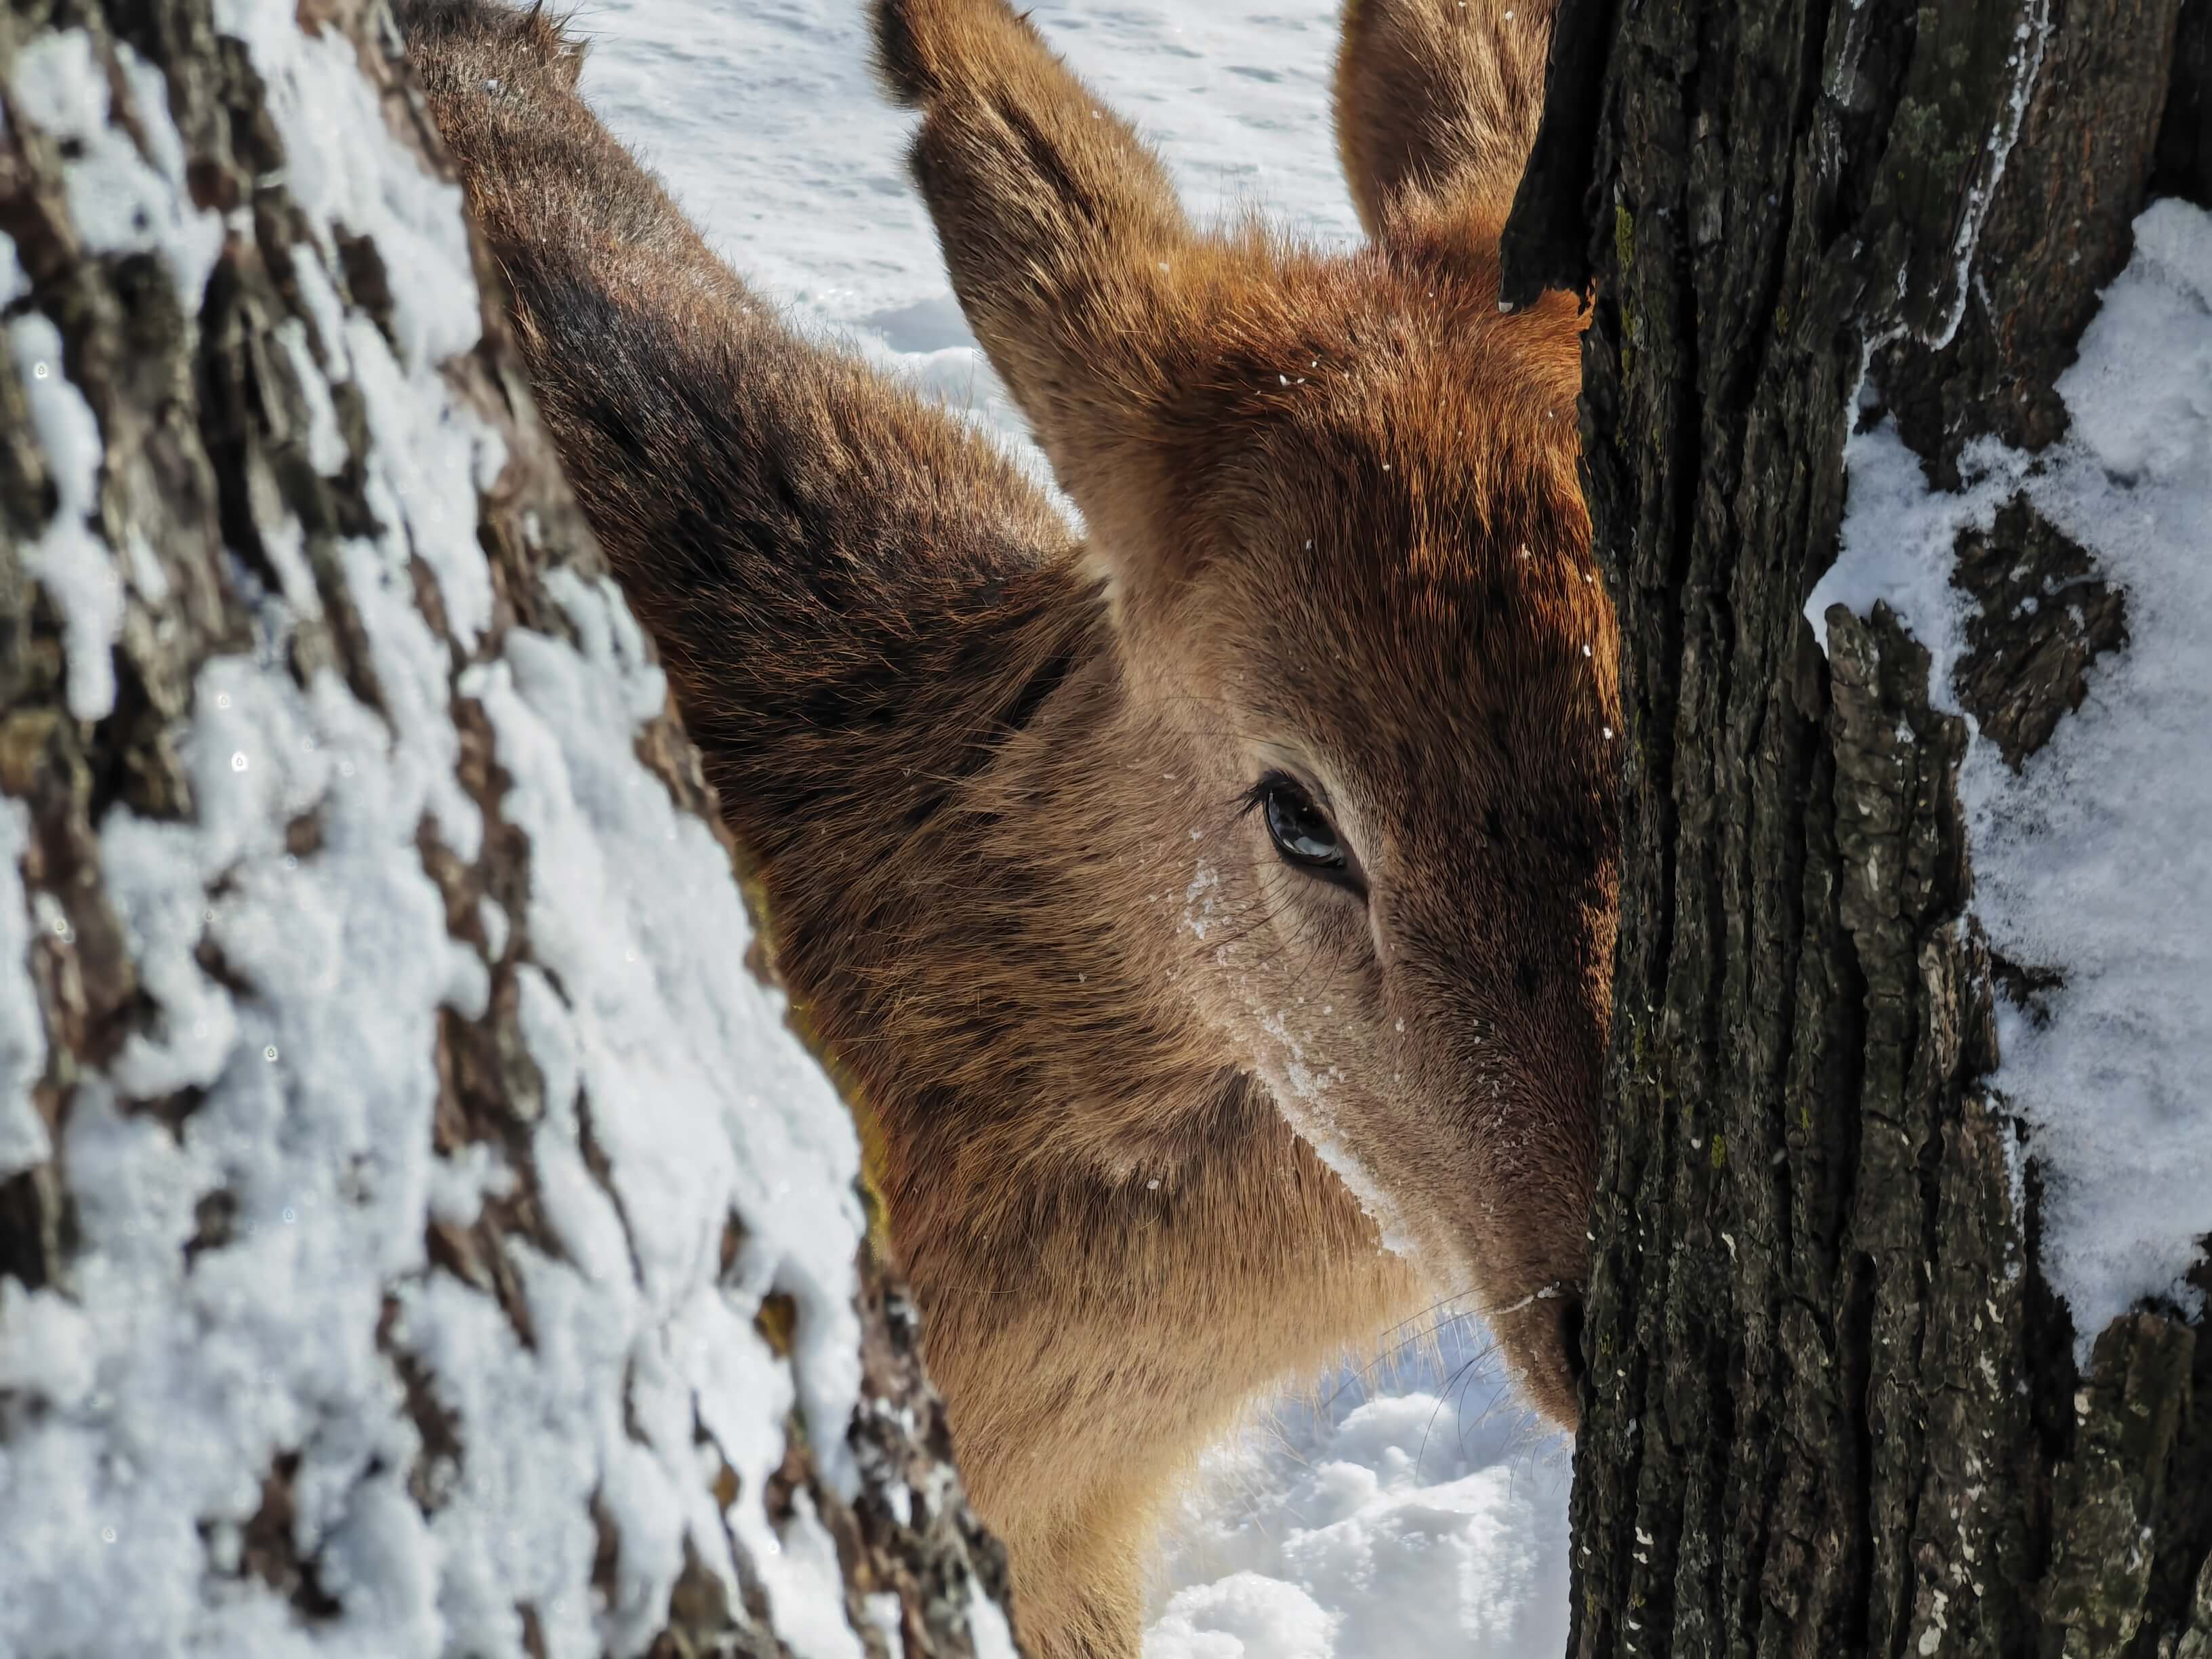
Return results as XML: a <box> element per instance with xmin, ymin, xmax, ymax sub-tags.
<box><xmin>1503</xmin><ymin>0</ymin><xmax>2212</xmax><ymax>1653</ymax></box>
<box><xmin>0</xmin><ymin>1</ymin><xmax>1018</xmax><ymax>1654</ymax></box>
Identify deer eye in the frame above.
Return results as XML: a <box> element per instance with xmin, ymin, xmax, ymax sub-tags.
<box><xmin>1252</xmin><ymin>773</ymin><xmax>1360</xmax><ymax>892</ymax></box>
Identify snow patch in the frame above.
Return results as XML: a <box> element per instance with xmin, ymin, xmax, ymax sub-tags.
<box><xmin>967</xmin><ymin>1584</ymin><xmax>1023</xmax><ymax>1659</ymax></box>
<box><xmin>463</xmin><ymin>577</ymin><xmax>868</xmax><ymax>1497</ymax></box>
<box><xmin>213</xmin><ymin>0</ymin><xmax>478</xmax><ymax>371</ymax></box>
<box><xmin>1183</xmin><ymin>859</ymin><xmax>1221</xmax><ymax>941</ymax></box>
<box><xmin>275</xmin><ymin>317</ymin><xmax>352</xmax><ymax>479</ymax></box>
<box><xmin>1146</xmin><ymin>1330</ymin><xmax>1570</xmax><ymax>1659</ymax></box>
<box><xmin>4</xmin><ymin>31</ymin><xmax>224</xmax><ymax>312</ymax></box>
<box><xmin>1251</xmin><ymin>1007</ymin><xmax>1413</xmax><ymax>1258</ymax></box>
<box><xmin>0</xmin><ymin>800</ymin><xmax>49</xmax><ymax>1174</ymax></box>
<box><xmin>577</xmin><ymin>0</ymin><xmax>1361</xmax><ymax>469</ymax></box>
<box><xmin>7</xmin><ymin>308</ymin><xmax>125</xmax><ymax>721</ymax></box>
<box><xmin>0</xmin><ymin>647</ymin><xmax>485</xmax><ymax>1659</ymax></box>
<box><xmin>1811</xmin><ymin>200</ymin><xmax>2212</xmax><ymax>1347</ymax></box>
<box><xmin>1803</xmin><ymin>415</ymin><xmax>2026</xmax><ymax>708</ymax></box>
<box><xmin>0</xmin><ymin>233</ymin><xmax>27</xmax><ymax>306</ymax></box>
<box><xmin>1151</xmin><ymin>1574</ymin><xmax>1336</xmax><ymax>1659</ymax></box>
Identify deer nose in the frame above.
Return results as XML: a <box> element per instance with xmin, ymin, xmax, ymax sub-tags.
<box><xmin>1559</xmin><ymin>1293</ymin><xmax>1587</xmax><ymax>1390</ymax></box>
<box><xmin>1532</xmin><ymin>1290</ymin><xmax>1588</xmax><ymax>1432</ymax></box>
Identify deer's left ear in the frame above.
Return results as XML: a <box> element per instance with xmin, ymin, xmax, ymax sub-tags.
<box><xmin>876</xmin><ymin>0</ymin><xmax>1217</xmax><ymax>582</ymax></box>
<box><xmin>1334</xmin><ymin>0</ymin><xmax>1556</xmax><ymax>245</ymax></box>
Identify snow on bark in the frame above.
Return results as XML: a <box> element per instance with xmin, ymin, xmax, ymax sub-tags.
<box><xmin>1809</xmin><ymin>200</ymin><xmax>2212</xmax><ymax>1347</ymax></box>
<box><xmin>8</xmin><ymin>307</ymin><xmax>123</xmax><ymax>724</ymax></box>
<box><xmin>0</xmin><ymin>1</ymin><xmax>1016</xmax><ymax>1655</ymax></box>
<box><xmin>0</xmin><ymin>800</ymin><xmax>44</xmax><ymax>1172</ymax></box>
<box><xmin>1507</xmin><ymin>0</ymin><xmax>2210</xmax><ymax>1647</ymax></box>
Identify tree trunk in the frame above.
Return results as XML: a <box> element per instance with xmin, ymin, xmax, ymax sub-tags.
<box><xmin>0</xmin><ymin>1</ymin><xmax>1018</xmax><ymax>1654</ymax></box>
<box><xmin>1503</xmin><ymin>0</ymin><xmax>2212</xmax><ymax>1653</ymax></box>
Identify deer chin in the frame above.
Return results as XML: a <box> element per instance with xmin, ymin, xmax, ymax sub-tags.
<box><xmin>1481</xmin><ymin>1271</ymin><xmax>1587</xmax><ymax>1432</ymax></box>
<box><xmin>1398</xmin><ymin>1221</ymin><xmax>1587</xmax><ymax>1434</ymax></box>
<box><xmin>1248</xmin><ymin>1055</ymin><xmax>1589</xmax><ymax>1432</ymax></box>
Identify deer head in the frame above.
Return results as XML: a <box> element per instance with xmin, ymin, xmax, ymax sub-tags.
<box><xmin>876</xmin><ymin>0</ymin><xmax>1616</xmax><ymax>1425</ymax></box>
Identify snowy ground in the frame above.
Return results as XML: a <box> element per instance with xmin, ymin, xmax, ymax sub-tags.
<box><xmin>577</xmin><ymin>0</ymin><xmax>1363</xmax><ymax>459</ymax></box>
<box><xmin>1145</xmin><ymin>1323</ymin><xmax>1570</xmax><ymax>1659</ymax></box>
<box><xmin>573</xmin><ymin>3</ymin><xmax>1574</xmax><ymax>1654</ymax></box>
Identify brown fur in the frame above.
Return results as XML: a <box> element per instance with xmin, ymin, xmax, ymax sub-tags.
<box><xmin>402</xmin><ymin>3</ymin><xmax>1616</xmax><ymax>1654</ymax></box>
<box><xmin>1333</xmin><ymin>0</ymin><xmax>1560</xmax><ymax>239</ymax></box>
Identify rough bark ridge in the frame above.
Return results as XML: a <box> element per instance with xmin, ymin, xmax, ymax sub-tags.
<box><xmin>1502</xmin><ymin>0</ymin><xmax>2212</xmax><ymax>1654</ymax></box>
<box><xmin>0</xmin><ymin>0</ymin><xmax>1018</xmax><ymax>1653</ymax></box>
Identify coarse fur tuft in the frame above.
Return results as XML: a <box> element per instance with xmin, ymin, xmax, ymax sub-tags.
<box><xmin>403</xmin><ymin>3</ymin><xmax>1616</xmax><ymax>1655</ymax></box>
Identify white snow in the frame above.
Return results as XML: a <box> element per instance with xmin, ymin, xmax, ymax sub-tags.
<box><xmin>0</xmin><ymin>9</ymin><xmax>897</xmax><ymax>1659</ymax></box>
<box><xmin>460</xmin><ymin>574</ymin><xmax>871</xmax><ymax>1641</ymax></box>
<box><xmin>215</xmin><ymin>0</ymin><xmax>481</xmax><ymax>373</ymax></box>
<box><xmin>1811</xmin><ymin>200</ymin><xmax>2212</xmax><ymax>1347</ymax></box>
<box><xmin>0</xmin><ymin>800</ymin><xmax>48</xmax><ymax>1174</ymax></box>
<box><xmin>4</xmin><ymin>31</ymin><xmax>224</xmax><ymax>314</ymax></box>
<box><xmin>1148</xmin><ymin>1328</ymin><xmax>1570</xmax><ymax>1659</ymax></box>
<box><xmin>968</xmin><ymin>1583</ymin><xmax>1024</xmax><ymax>1659</ymax></box>
<box><xmin>577</xmin><ymin>0</ymin><xmax>1361</xmax><ymax>457</ymax></box>
<box><xmin>578</xmin><ymin>5</ymin><xmax>1572</xmax><ymax>1654</ymax></box>
<box><xmin>1803</xmin><ymin>411</ymin><xmax>2028</xmax><ymax>703</ymax></box>
<box><xmin>7</xmin><ymin>308</ymin><xmax>125</xmax><ymax>721</ymax></box>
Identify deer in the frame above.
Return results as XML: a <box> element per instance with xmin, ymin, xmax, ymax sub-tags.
<box><xmin>401</xmin><ymin>1</ymin><xmax>1616</xmax><ymax>1653</ymax></box>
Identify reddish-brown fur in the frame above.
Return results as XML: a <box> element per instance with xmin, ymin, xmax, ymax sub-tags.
<box><xmin>403</xmin><ymin>3</ymin><xmax>1616</xmax><ymax>1654</ymax></box>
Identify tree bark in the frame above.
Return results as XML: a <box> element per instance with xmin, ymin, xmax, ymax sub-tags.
<box><xmin>1503</xmin><ymin>0</ymin><xmax>2212</xmax><ymax>1654</ymax></box>
<box><xmin>0</xmin><ymin>1</ymin><xmax>1018</xmax><ymax>1654</ymax></box>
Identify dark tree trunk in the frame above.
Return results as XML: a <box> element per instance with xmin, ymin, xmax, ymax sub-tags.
<box><xmin>1504</xmin><ymin>0</ymin><xmax>2212</xmax><ymax>1654</ymax></box>
<box><xmin>0</xmin><ymin>1</ymin><xmax>1017</xmax><ymax>1654</ymax></box>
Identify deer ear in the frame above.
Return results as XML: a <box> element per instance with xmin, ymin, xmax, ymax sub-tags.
<box><xmin>874</xmin><ymin>0</ymin><xmax>1203</xmax><ymax>580</ymax></box>
<box><xmin>1334</xmin><ymin>0</ymin><xmax>1556</xmax><ymax>243</ymax></box>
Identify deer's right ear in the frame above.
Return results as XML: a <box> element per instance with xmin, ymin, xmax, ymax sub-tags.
<box><xmin>874</xmin><ymin>0</ymin><xmax>1204</xmax><ymax>592</ymax></box>
<box><xmin>1334</xmin><ymin>0</ymin><xmax>1555</xmax><ymax>243</ymax></box>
